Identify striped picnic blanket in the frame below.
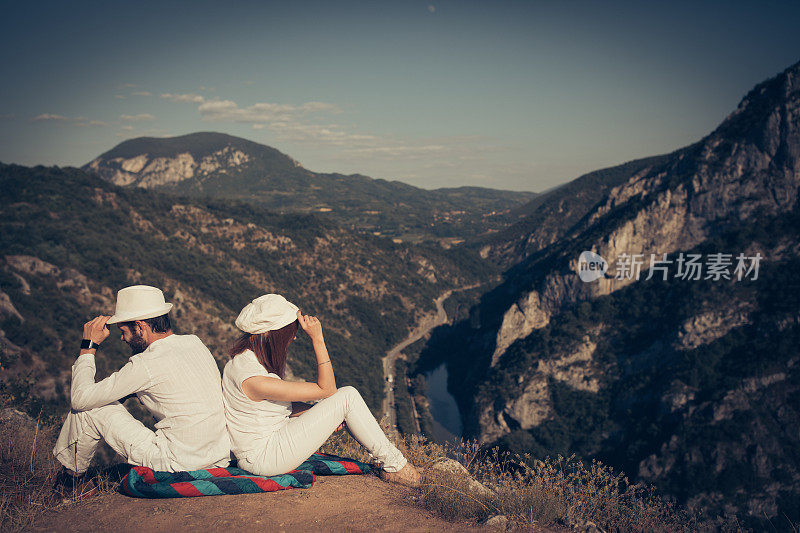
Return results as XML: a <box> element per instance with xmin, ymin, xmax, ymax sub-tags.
<box><xmin>120</xmin><ymin>452</ymin><xmax>372</xmax><ymax>498</ymax></box>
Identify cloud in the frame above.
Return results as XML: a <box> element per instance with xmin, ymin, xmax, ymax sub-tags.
<box><xmin>120</xmin><ymin>113</ymin><xmax>155</xmax><ymax>122</ymax></box>
<box><xmin>342</xmin><ymin>144</ymin><xmax>448</xmax><ymax>159</ymax></box>
<box><xmin>75</xmin><ymin>120</ymin><xmax>108</xmax><ymax>127</ymax></box>
<box><xmin>32</xmin><ymin>113</ymin><xmax>68</xmax><ymax>121</ymax></box>
<box><xmin>115</xmin><ymin>94</ymin><xmax>127</xmax><ymax>99</ymax></box>
<box><xmin>131</xmin><ymin>91</ymin><xmax>152</xmax><ymax>97</ymax></box>
<box><xmin>197</xmin><ymin>99</ymin><xmax>341</xmax><ymax>124</ymax></box>
<box><xmin>119</xmin><ymin>83</ymin><xmax>137</xmax><ymax>89</ymax></box>
<box><xmin>32</xmin><ymin>113</ymin><xmax>110</xmax><ymax>128</ymax></box>
<box><xmin>161</xmin><ymin>93</ymin><xmax>205</xmax><ymax>103</ymax></box>
<box><xmin>266</xmin><ymin>122</ymin><xmax>378</xmax><ymax>146</ymax></box>
<box><xmin>174</xmin><ymin>93</ymin><xmax>462</xmax><ymax>158</ymax></box>
<box><xmin>298</xmin><ymin>102</ymin><xmax>340</xmax><ymax>113</ymax></box>
<box><xmin>121</xmin><ymin>125</ymin><xmax>134</xmax><ymax>131</ymax></box>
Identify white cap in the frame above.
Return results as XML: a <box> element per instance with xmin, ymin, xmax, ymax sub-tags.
<box><xmin>235</xmin><ymin>294</ymin><xmax>299</xmax><ymax>334</ymax></box>
<box><xmin>107</xmin><ymin>285</ymin><xmax>173</xmax><ymax>324</ymax></box>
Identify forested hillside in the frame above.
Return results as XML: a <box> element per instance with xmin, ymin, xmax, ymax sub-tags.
<box><xmin>0</xmin><ymin>163</ymin><xmax>492</xmax><ymax>421</ymax></box>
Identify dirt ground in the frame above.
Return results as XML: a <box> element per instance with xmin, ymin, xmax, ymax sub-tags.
<box><xmin>31</xmin><ymin>473</ymin><xmax>497</xmax><ymax>533</ymax></box>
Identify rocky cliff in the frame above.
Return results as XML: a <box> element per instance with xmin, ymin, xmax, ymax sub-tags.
<box><xmin>417</xmin><ymin>60</ymin><xmax>800</xmax><ymax>529</ymax></box>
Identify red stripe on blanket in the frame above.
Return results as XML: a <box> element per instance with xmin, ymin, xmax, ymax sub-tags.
<box><xmin>172</xmin><ymin>482</ymin><xmax>204</xmax><ymax>497</ymax></box>
<box><xmin>206</xmin><ymin>468</ymin><xmax>232</xmax><ymax>477</ymax></box>
<box><xmin>245</xmin><ymin>477</ymin><xmax>284</xmax><ymax>491</ymax></box>
<box><xmin>137</xmin><ymin>467</ymin><xmax>157</xmax><ymax>484</ymax></box>
<box><xmin>340</xmin><ymin>461</ymin><xmax>362</xmax><ymax>474</ymax></box>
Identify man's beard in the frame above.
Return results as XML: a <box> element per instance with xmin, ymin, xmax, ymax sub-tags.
<box><xmin>126</xmin><ymin>332</ymin><xmax>148</xmax><ymax>355</ymax></box>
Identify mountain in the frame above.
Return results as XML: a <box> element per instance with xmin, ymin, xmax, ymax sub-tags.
<box><xmin>84</xmin><ymin>132</ymin><xmax>312</xmax><ymax>191</ymax></box>
<box><xmin>83</xmin><ymin>132</ymin><xmax>537</xmax><ymax>243</ymax></box>
<box><xmin>472</xmin><ymin>153</ymin><xmax>673</xmax><ymax>267</ymax></box>
<box><xmin>0</xmin><ymin>162</ymin><xmax>493</xmax><ymax>421</ymax></box>
<box><xmin>411</xmin><ymin>60</ymin><xmax>800</xmax><ymax>529</ymax></box>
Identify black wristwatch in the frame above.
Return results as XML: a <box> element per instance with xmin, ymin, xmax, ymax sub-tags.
<box><xmin>80</xmin><ymin>339</ymin><xmax>100</xmax><ymax>351</ymax></box>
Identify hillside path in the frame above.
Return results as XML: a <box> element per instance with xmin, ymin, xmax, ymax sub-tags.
<box><xmin>381</xmin><ymin>284</ymin><xmax>480</xmax><ymax>431</ymax></box>
<box><xmin>33</xmin><ymin>474</ymin><xmax>490</xmax><ymax>532</ymax></box>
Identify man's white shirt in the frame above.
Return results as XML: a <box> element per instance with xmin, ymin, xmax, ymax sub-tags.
<box><xmin>68</xmin><ymin>334</ymin><xmax>231</xmax><ymax>471</ymax></box>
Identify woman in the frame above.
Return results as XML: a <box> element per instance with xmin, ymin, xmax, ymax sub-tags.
<box><xmin>221</xmin><ymin>294</ymin><xmax>420</xmax><ymax>487</ymax></box>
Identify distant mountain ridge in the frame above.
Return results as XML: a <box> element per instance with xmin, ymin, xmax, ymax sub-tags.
<box><xmin>83</xmin><ymin>132</ymin><xmax>537</xmax><ymax>243</ymax></box>
<box><xmin>473</xmin><ymin>153</ymin><xmax>673</xmax><ymax>266</ymax></box>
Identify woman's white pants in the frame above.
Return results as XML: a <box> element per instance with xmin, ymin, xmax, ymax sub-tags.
<box><xmin>239</xmin><ymin>386</ymin><xmax>407</xmax><ymax>476</ymax></box>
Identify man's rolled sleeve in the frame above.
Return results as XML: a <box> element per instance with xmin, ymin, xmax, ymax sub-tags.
<box><xmin>70</xmin><ymin>353</ymin><xmax>152</xmax><ymax>411</ymax></box>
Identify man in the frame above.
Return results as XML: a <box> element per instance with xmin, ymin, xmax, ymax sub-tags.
<box><xmin>52</xmin><ymin>285</ymin><xmax>230</xmax><ymax>500</ymax></box>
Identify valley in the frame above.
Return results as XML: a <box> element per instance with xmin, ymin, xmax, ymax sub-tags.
<box><xmin>3</xmin><ymin>58</ymin><xmax>800</xmax><ymax>531</ymax></box>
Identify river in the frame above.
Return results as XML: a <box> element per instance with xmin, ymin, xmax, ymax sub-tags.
<box><xmin>425</xmin><ymin>363</ymin><xmax>462</xmax><ymax>444</ymax></box>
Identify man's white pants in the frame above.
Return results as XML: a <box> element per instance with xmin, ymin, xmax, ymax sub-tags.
<box><xmin>53</xmin><ymin>402</ymin><xmax>170</xmax><ymax>474</ymax></box>
<box><xmin>239</xmin><ymin>386</ymin><xmax>407</xmax><ymax>476</ymax></box>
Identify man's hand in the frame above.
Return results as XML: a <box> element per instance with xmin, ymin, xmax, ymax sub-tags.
<box><xmin>83</xmin><ymin>316</ymin><xmax>111</xmax><ymax>345</ymax></box>
<box><xmin>297</xmin><ymin>310</ymin><xmax>324</xmax><ymax>343</ymax></box>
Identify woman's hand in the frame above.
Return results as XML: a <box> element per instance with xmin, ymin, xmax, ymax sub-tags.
<box><xmin>297</xmin><ymin>310</ymin><xmax>324</xmax><ymax>343</ymax></box>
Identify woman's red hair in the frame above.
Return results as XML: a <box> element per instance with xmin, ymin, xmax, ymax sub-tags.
<box><xmin>229</xmin><ymin>320</ymin><xmax>299</xmax><ymax>379</ymax></box>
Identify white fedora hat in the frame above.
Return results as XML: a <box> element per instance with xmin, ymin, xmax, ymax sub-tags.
<box><xmin>107</xmin><ymin>285</ymin><xmax>174</xmax><ymax>324</ymax></box>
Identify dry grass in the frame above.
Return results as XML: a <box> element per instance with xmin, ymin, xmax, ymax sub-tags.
<box><xmin>0</xmin><ymin>411</ymin><xmax>61</xmax><ymax>531</ymax></box>
<box><xmin>321</xmin><ymin>424</ymin><xmax>746</xmax><ymax>532</ymax></box>
<box><xmin>0</xmin><ymin>410</ymin><xmax>126</xmax><ymax>532</ymax></box>
<box><xmin>1</xmin><ymin>411</ymin><xmax>748</xmax><ymax>532</ymax></box>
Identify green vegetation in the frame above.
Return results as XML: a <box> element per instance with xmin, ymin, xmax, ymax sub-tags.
<box><xmin>0</xmin><ymin>163</ymin><xmax>490</xmax><ymax>421</ymax></box>
<box><xmin>393</xmin><ymin>359</ymin><xmax>417</xmax><ymax>436</ymax></box>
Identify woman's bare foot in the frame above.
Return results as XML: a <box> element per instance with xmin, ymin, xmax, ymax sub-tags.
<box><xmin>379</xmin><ymin>462</ymin><xmax>421</xmax><ymax>488</ymax></box>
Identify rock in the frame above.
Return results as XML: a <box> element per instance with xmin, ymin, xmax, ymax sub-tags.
<box><xmin>483</xmin><ymin>514</ymin><xmax>508</xmax><ymax>529</ymax></box>
<box><xmin>5</xmin><ymin>255</ymin><xmax>60</xmax><ymax>276</ymax></box>
<box><xmin>0</xmin><ymin>290</ymin><xmax>23</xmax><ymax>322</ymax></box>
<box><xmin>572</xmin><ymin>519</ymin><xmax>606</xmax><ymax>533</ymax></box>
<box><xmin>535</xmin><ymin>337</ymin><xmax>599</xmax><ymax>392</ymax></box>
<box><xmin>86</xmin><ymin>145</ymin><xmax>252</xmax><ymax>189</ymax></box>
<box><xmin>661</xmin><ymin>380</ymin><xmax>697</xmax><ymax>412</ymax></box>
<box><xmin>481</xmin><ymin>332</ymin><xmax>603</xmax><ymax>442</ymax></box>
<box><xmin>673</xmin><ymin>306</ymin><xmax>752</xmax><ymax>351</ymax></box>
<box><xmin>492</xmin><ymin>291</ymin><xmax>549</xmax><ymax>365</ymax></box>
<box><xmin>0</xmin><ymin>407</ymin><xmax>34</xmax><ymax>424</ymax></box>
<box><xmin>504</xmin><ymin>375</ymin><xmax>551</xmax><ymax>430</ymax></box>
<box><xmin>430</xmin><ymin>458</ymin><xmax>495</xmax><ymax>498</ymax></box>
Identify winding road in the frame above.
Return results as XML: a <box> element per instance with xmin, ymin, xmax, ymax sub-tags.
<box><xmin>381</xmin><ymin>283</ymin><xmax>480</xmax><ymax>434</ymax></box>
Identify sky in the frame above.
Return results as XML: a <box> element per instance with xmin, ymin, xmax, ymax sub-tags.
<box><xmin>1</xmin><ymin>1</ymin><xmax>799</xmax><ymax>192</ymax></box>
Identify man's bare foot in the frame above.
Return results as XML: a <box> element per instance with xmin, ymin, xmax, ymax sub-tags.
<box><xmin>379</xmin><ymin>462</ymin><xmax>421</xmax><ymax>488</ymax></box>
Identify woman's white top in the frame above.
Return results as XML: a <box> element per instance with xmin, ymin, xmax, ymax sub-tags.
<box><xmin>221</xmin><ymin>350</ymin><xmax>291</xmax><ymax>459</ymax></box>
